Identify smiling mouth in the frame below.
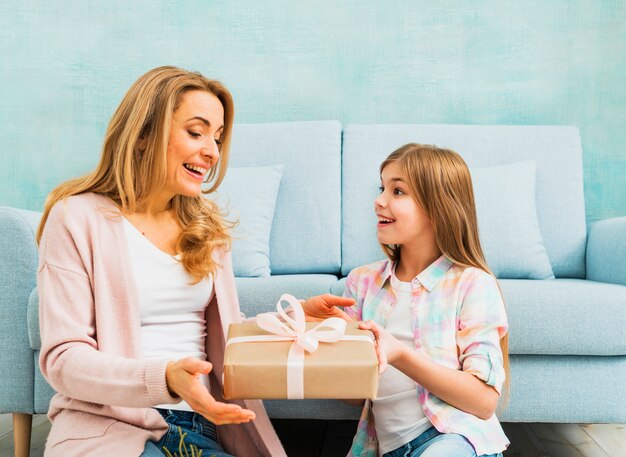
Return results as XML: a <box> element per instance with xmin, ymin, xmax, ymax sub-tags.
<box><xmin>377</xmin><ymin>217</ymin><xmax>395</xmax><ymax>225</ymax></box>
<box><xmin>183</xmin><ymin>164</ymin><xmax>208</xmax><ymax>177</ymax></box>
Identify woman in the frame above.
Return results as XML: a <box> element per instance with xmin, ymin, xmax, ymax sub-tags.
<box><xmin>36</xmin><ymin>66</ymin><xmax>291</xmax><ymax>456</ymax></box>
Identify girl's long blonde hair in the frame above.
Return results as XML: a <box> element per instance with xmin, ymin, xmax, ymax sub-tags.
<box><xmin>36</xmin><ymin>66</ymin><xmax>235</xmax><ymax>282</ymax></box>
<box><xmin>380</xmin><ymin>143</ymin><xmax>510</xmax><ymax>396</ymax></box>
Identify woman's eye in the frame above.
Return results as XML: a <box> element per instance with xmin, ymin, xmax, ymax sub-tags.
<box><xmin>188</xmin><ymin>130</ymin><xmax>201</xmax><ymax>138</ymax></box>
<box><xmin>394</xmin><ymin>188</ymin><xmax>404</xmax><ymax>195</ymax></box>
<box><xmin>215</xmin><ymin>137</ymin><xmax>222</xmax><ymax>146</ymax></box>
<box><xmin>378</xmin><ymin>186</ymin><xmax>384</xmax><ymax>194</ymax></box>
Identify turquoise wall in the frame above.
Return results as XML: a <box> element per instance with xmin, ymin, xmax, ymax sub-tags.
<box><xmin>1</xmin><ymin>1</ymin><xmax>624</xmax><ymax>221</ymax></box>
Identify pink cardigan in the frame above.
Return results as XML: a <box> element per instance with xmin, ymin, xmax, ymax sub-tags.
<box><xmin>38</xmin><ymin>193</ymin><xmax>286</xmax><ymax>457</ymax></box>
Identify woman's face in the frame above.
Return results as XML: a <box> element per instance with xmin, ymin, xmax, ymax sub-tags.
<box><xmin>163</xmin><ymin>90</ymin><xmax>224</xmax><ymax>199</ymax></box>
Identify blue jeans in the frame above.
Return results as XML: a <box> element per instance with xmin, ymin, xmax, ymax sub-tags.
<box><xmin>141</xmin><ymin>409</ymin><xmax>233</xmax><ymax>457</ymax></box>
<box><xmin>383</xmin><ymin>426</ymin><xmax>503</xmax><ymax>457</ymax></box>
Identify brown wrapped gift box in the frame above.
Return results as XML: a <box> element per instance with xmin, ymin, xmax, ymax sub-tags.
<box><xmin>223</xmin><ymin>321</ymin><xmax>378</xmax><ymax>400</ymax></box>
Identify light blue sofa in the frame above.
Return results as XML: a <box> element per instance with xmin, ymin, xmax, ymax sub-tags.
<box><xmin>2</xmin><ymin>121</ymin><xmax>625</xmax><ymax>456</ymax></box>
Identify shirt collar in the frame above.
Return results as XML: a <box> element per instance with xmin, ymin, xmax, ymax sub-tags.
<box><xmin>382</xmin><ymin>255</ymin><xmax>454</xmax><ymax>292</ymax></box>
<box><xmin>418</xmin><ymin>255</ymin><xmax>454</xmax><ymax>291</ymax></box>
<box><xmin>380</xmin><ymin>259</ymin><xmax>395</xmax><ymax>286</ymax></box>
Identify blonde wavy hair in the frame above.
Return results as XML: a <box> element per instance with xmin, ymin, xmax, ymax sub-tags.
<box><xmin>36</xmin><ymin>66</ymin><xmax>235</xmax><ymax>282</ymax></box>
<box><xmin>380</xmin><ymin>143</ymin><xmax>510</xmax><ymax>397</ymax></box>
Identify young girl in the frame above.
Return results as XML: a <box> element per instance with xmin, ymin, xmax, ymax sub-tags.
<box><xmin>305</xmin><ymin>143</ymin><xmax>509</xmax><ymax>457</ymax></box>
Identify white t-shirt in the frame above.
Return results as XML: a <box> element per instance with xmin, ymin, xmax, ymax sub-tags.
<box><xmin>123</xmin><ymin>217</ymin><xmax>213</xmax><ymax>411</ymax></box>
<box><xmin>371</xmin><ymin>271</ymin><xmax>432</xmax><ymax>454</ymax></box>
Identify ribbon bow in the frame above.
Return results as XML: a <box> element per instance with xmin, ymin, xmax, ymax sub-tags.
<box><xmin>256</xmin><ymin>294</ymin><xmax>347</xmax><ymax>352</ymax></box>
<box><xmin>255</xmin><ymin>294</ymin><xmax>347</xmax><ymax>398</ymax></box>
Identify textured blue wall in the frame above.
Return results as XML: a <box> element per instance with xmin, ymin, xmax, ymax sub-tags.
<box><xmin>1</xmin><ymin>1</ymin><xmax>624</xmax><ymax>221</ymax></box>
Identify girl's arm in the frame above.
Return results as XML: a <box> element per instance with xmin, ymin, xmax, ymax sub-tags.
<box><xmin>359</xmin><ymin>321</ymin><xmax>498</xmax><ymax>420</ymax></box>
<box><xmin>301</xmin><ymin>270</ymin><xmax>360</xmax><ymax>321</ymax></box>
<box><xmin>300</xmin><ymin>294</ymin><xmax>355</xmax><ymax>321</ymax></box>
<box><xmin>363</xmin><ymin>270</ymin><xmax>508</xmax><ymax>420</ymax></box>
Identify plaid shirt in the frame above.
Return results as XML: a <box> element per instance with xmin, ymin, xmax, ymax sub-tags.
<box><xmin>344</xmin><ymin>256</ymin><xmax>509</xmax><ymax>456</ymax></box>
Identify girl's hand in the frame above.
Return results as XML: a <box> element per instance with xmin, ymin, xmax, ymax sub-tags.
<box><xmin>165</xmin><ymin>357</ymin><xmax>256</xmax><ymax>425</ymax></box>
<box><xmin>301</xmin><ymin>294</ymin><xmax>355</xmax><ymax>322</ymax></box>
<box><xmin>358</xmin><ymin>320</ymin><xmax>408</xmax><ymax>373</ymax></box>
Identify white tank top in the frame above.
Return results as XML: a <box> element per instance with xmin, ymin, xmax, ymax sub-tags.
<box><xmin>371</xmin><ymin>271</ymin><xmax>432</xmax><ymax>454</ymax></box>
<box><xmin>122</xmin><ymin>217</ymin><xmax>213</xmax><ymax>411</ymax></box>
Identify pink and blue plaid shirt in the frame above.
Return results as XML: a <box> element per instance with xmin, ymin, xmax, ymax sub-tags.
<box><xmin>344</xmin><ymin>256</ymin><xmax>509</xmax><ymax>456</ymax></box>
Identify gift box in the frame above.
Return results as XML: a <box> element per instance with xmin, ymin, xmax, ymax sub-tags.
<box><xmin>223</xmin><ymin>295</ymin><xmax>378</xmax><ymax>400</ymax></box>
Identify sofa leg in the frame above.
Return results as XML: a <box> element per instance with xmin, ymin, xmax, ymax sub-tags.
<box><xmin>12</xmin><ymin>413</ymin><xmax>32</xmax><ymax>457</ymax></box>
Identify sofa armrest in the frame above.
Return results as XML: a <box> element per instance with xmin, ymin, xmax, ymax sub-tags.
<box><xmin>0</xmin><ymin>207</ymin><xmax>42</xmax><ymax>413</ymax></box>
<box><xmin>586</xmin><ymin>216</ymin><xmax>626</xmax><ymax>286</ymax></box>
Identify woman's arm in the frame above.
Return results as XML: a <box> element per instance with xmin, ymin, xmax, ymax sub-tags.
<box><xmin>39</xmin><ymin>204</ymin><xmax>255</xmax><ymax>423</ymax></box>
<box><xmin>40</xmin><ymin>263</ymin><xmax>255</xmax><ymax>422</ymax></box>
<box><xmin>38</xmin><ymin>262</ymin><xmax>179</xmax><ymax>408</ymax></box>
<box><xmin>36</xmin><ymin>200</ymin><xmax>176</xmax><ymax>407</ymax></box>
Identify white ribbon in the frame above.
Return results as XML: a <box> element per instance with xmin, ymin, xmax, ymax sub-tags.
<box><xmin>226</xmin><ymin>293</ymin><xmax>373</xmax><ymax>399</ymax></box>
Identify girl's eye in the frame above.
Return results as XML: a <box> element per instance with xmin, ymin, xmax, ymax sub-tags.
<box><xmin>393</xmin><ymin>188</ymin><xmax>405</xmax><ymax>195</ymax></box>
<box><xmin>378</xmin><ymin>186</ymin><xmax>384</xmax><ymax>194</ymax></box>
<box><xmin>215</xmin><ymin>137</ymin><xmax>222</xmax><ymax>146</ymax></box>
<box><xmin>188</xmin><ymin>130</ymin><xmax>201</xmax><ymax>139</ymax></box>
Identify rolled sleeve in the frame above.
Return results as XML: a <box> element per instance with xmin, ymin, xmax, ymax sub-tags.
<box><xmin>456</xmin><ymin>272</ymin><xmax>508</xmax><ymax>394</ymax></box>
<box><xmin>462</xmin><ymin>348</ymin><xmax>505</xmax><ymax>395</ymax></box>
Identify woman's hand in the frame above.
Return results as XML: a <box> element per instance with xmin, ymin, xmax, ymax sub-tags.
<box><xmin>358</xmin><ymin>320</ymin><xmax>408</xmax><ymax>373</ymax></box>
<box><xmin>165</xmin><ymin>357</ymin><xmax>255</xmax><ymax>425</ymax></box>
<box><xmin>301</xmin><ymin>294</ymin><xmax>355</xmax><ymax>322</ymax></box>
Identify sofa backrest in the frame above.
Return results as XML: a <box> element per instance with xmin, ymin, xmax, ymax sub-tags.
<box><xmin>229</xmin><ymin>121</ymin><xmax>342</xmax><ymax>275</ymax></box>
<box><xmin>341</xmin><ymin>124</ymin><xmax>587</xmax><ymax>278</ymax></box>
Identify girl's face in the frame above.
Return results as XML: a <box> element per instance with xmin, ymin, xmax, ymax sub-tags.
<box><xmin>163</xmin><ymin>90</ymin><xmax>224</xmax><ymax>199</ymax></box>
<box><xmin>375</xmin><ymin>161</ymin><xmax>435</xmax><ymax>249</ymax></box>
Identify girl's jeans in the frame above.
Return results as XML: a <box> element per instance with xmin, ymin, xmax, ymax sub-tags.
<box><xmin>383</xmin><ymin>426</ymin><xmax>503</xmax><ymax>457</ymax></box>
<box><xmin>140</xmin><ymin>408</ymin><xmax>233</xmax><ymax>457</ymax></box>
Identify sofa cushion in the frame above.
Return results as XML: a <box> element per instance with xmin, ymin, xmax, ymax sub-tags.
<box><xmin>498</xmin><ymin>355</ymin><xmax>626</xmax><ymax>423</ymax></box>
<box><xmin>331</xmin><ymin>278</ymin><xmax>626</xmax><ymax>356</ymax></box>
<box><xmin>342</xmin><ymin>125</ymin><xmax>586</xmax><ymax>278</ymax></box>
<box><xmin>264</xmin><ymin>356</ymin><xmax>626</xmax><ymax>423</ymax></box>
<box><xmin>342</xmin><ymin>156</ymin><xmax>555</xmax><ymax>279</ymax></box>
<box><xmin>471</xmin><ymin>160</ymin><xmax>554</xmax><ymax>279</ymax></box>
<box><xmin>207</xmin><ymin>164</ymin><xmax>284</xmax><ymax>277</ymax></box>
<box><xmin>586</xmin><ymin>216</ymin><xmax>626</xmax><ymax>287</ymax></box>
<box><xmin>229</xmin><ymin>121</ymin><xmax>342</xmax><ymax>275</ymax></box>
<box><xmin>500</xmin><ymin>279</ymin><xmax>626</xmax><ymax>356</ymax></box>
<box><xmin>235</xmin><ymin>274</ymin><xmax>339</xmax><ymax>318</ymax></box>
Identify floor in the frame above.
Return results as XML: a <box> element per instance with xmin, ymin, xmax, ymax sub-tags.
<box><xmin>1</xmin><ymin>414</ymin><xmax>625</xmax><ymax>456</ymax></box>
